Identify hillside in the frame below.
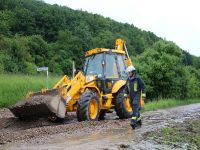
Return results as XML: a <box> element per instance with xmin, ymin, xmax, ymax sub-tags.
<box><xmin>0</xmin><ymin>0</ymin><xmax>199</xmax><ymax>99</ymax></box>
<box><xmin>0</xmin><ymin>0</ymin><xmax>160</xmax><ymax>74</ymax></box>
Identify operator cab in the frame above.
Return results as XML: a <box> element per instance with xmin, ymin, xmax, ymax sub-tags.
<box><xmin>83</xmin><ymin>50</ymin><xmax>127</xmax><ymax>94</ymax></box>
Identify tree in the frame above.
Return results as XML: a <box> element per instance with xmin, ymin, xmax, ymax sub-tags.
<box><xmin>23</xmin><ymin>62</ymin><xmax>37</xmax><ymax>75</ymax></box>
<box><xmin>134</xmin><ymin>40</ymin><xmax>184</xmax><ymax>99</ymax></box>
<box><xmin>0</xmin><ymin>0</ymin><xmax>199</xmax><ymax>100</ymax></box>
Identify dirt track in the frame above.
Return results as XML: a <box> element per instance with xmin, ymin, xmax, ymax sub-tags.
<box><xmin>0</xmin><ymin>103</ymin><xmax>200</xmax><ymax>150</ymax></box>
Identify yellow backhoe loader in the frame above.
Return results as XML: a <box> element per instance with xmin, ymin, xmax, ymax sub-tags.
<box><xmin>9</xmin><ymin>39</ymin><xmax>144</xmax><ymax>122</ymax></box>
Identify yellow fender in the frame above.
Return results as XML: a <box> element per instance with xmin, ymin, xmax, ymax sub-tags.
<box><xmin>112</xmin><ymin>80</ymin><xmax>126</xmax><ymax>93</ymax></box>
<box><xmin>112</xmin><ymin>80</ymin><xmax>145</xmax><ymax>109</ymax></box>
<box><xmin>84</xmin><ymin>85</ymin><xmax>101</xmax><ymax>97</ymax></box>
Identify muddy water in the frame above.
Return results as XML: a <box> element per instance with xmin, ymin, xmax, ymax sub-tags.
<box><xmin>2</xmin><ymin>128</ymin><xmax>136</xmax><ymax>150</ymax></box>
<box><xmin>0</xmin><ymin>103</ymin><xmax>200</xmax><ymax>150</ymax></box>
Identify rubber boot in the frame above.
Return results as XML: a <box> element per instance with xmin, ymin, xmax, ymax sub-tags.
<box><xmin>130</xmin><ymin>120</ymin><xmax>137</xmax><ymax>129</ymax></box>
<box><xmin>130</xmin><ymin>119</ymin><xmax>142</xmax><ymax>130</ymax></box>
<box><xmin>137</xmin><ymin>119</ymin><xmax>142</xmax><ymax>126</ymax></box>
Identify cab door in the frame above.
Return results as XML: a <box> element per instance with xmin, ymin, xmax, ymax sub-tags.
<box><xmin>103</xmin><ymin>52</ymin><xmax>121</xmax><ymax>93</ymax></box>
<box><xmin>116</xmin><ymin>54</ymin><xmax>127</xmax><ymax>80</ymax></box>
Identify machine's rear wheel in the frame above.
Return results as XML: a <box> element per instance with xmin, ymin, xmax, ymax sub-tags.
<box><xmin>115</xmin><ymin>88</ymin><xmax>132</xmax><ymax>119</ymax></box>
<box><xmin>77</xmin><ymin>90</ymin><xmax>100</xmax><ymax>121</ymax></box>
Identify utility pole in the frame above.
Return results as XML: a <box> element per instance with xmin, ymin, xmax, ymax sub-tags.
<box><xmin>72</xmin><ymin>61</ymin><xmax>76</xmax><ymax>78</ymax></box>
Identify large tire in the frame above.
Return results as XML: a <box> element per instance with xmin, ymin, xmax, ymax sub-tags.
<box><xmin>115</xmin><ymin>88</ymin><xmax>132</xmax><ymax>119</ymax></box>
<box><xmin>77</xmin><ymin>91</ymin><xmax>100</xmax><ymax>122</ymax></box>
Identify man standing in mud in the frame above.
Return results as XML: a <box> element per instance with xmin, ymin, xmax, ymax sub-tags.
<box><xmin>124</xmin><ymin>65</ymin><xmax>146</xmax><ymax>129</ymax></box>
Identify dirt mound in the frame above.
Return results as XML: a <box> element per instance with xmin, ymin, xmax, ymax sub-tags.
<box><xmin>8</xmin><ymin>90</ymin><xmax>60</xmax><ymax>119</ymax></box>
<box><xmin>9</xmin><ymin>96</ymin><xmax>54</xmax><ymax>119</ymax></box>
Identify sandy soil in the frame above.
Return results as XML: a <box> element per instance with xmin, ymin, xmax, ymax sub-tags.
<box><xmin>0</xmin><ymin>103</ymin><xmax>200</xmax><ymax>150</ymax></box>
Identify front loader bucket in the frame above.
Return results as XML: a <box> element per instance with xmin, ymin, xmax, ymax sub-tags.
<box><xmin>9</xmin><ymin>90</ymin><xmax>66</xmax><ymax>119</ymax></box>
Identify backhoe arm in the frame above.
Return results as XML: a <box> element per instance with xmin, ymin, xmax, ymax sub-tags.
<box><xmin>115</xmin><ymin>39</ymin><xmax>132</xmax><ymax>66</ymax></box>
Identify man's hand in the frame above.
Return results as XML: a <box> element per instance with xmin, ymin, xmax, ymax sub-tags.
<box><xmin>142</xmin><ymin>93</ymin><xmax>146</xmax><ymax>100</ymax></box>
<box><xmin>124</xmin><ymin>93</ymin><xmax>128</xmax><ymax>98</ymax></box>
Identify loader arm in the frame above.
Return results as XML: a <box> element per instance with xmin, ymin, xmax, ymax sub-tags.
<box><xmin>59</xmin><ymin>71</ymin><xmax>86</xmax><ymax>104</ymax></box>
<box><xmin>53</xmin><ymin>75</ymin><xmax>71</xmax><ymax>89</ymax></box>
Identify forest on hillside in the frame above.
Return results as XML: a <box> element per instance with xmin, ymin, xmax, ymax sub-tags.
<box><xmin>0</xmin><ymin>0</ymin><xmax>199</xmax><ymax>99</ymax></box>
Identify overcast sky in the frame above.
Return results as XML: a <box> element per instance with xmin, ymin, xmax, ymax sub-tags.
<box><xmin>44</xmin><ymin>0</ymin><xmax>200</xmax><ymax>56</ymax></box>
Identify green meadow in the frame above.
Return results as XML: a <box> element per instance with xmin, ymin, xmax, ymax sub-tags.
<box><xmin>0</xmin><ymin>74</ymin><xmax>199</xmax><ymax>109</ymax></box>
<box><xmin>0</xmin><ymin>74</ymin><xmax>60</xmax><ymax>107</ymax></box>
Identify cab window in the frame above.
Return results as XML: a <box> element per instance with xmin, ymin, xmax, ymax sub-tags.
<box><xmin>117</xmin><ymin>54</ymin><xmax>127</xmax><ymax>79</ymax></box>
<box><xmin>84</xmin><ymin>54</ymin><xmax>103</xmax><ymax>77</ymax></box>
<box><xmin>105</xmin><ymin>54</ymin><xmax>119</xmax><ymax>78</ymax></box>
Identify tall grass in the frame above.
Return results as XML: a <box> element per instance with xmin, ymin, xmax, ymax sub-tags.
<box><xmin>0</xmin><ymin>74</ymin><xmax>60</xmax><ymax>107</ymax></box>
<box><xmin>0</xmin><ymin>74</ymin><xmax>199</xmax><ymax>109</ymax></box>
<box><xmin>144</xmin><ymin>98</ymin><xmax>200</xmax><ymax>111</ymax></box>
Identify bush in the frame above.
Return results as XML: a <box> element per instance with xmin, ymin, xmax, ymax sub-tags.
<box><xmin>134</xmin><ymin>40</ymin><xmax>200</xmax><ymax>100</ymax></box>
<box><xmin>23</xmin><ymin>62</ymin><xmax>37</xmax><ymax>75</ymax></box>
<box><xmin>0</xmin><ymin>63</ymin><xmax>4</xmax><ymax>74</ymax></box>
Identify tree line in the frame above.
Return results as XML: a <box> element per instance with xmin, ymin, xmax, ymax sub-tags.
<box><xmin>0</xmin><ymin>0</ymin><xmax>199</xmax><ymax>99</ymax></box>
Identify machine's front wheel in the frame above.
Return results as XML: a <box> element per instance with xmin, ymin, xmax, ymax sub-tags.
<box><xmin>77</xmin><ymin>90</ymin><xmax>100</xmax><ymax>121</ymax></box>
<box><xmin>115</xmin><ymin>88</ymin><xmax>132</xmax><ymax>119</ymax></box>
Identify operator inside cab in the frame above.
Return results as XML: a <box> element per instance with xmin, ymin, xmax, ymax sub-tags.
<box><xmin>124</xmin><ymin>65</ymin><xmax>146</xmax><ymax>129</ymax></box>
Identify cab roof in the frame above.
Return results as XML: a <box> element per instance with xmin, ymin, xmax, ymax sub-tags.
<box><xmin>85</xmin><ymin>48</ymin><xmax>125</xmax><ymax>57</ymax></box>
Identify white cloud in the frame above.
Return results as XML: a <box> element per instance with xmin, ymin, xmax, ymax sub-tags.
<box><xmin>44</xmin><ymin>0</ymin><xmax>200</xmax><ymax>56</ymax></box>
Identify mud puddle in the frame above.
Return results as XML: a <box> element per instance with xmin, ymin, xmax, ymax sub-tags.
<box><xmin>0</xmin><ymin>103</ymin><xmax>200</xmax><ymax>150</ymax></box>
<box><xmin>3</xmin><ymin>128</ymin><xmax>136</xmax><ymax>150</ymax></box>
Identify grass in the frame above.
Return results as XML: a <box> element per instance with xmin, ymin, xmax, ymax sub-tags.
<box><xmin>0</xmin><ymin>74</ymin><xmax>199</xmax><ymax>109</ymax></box>
<box><xmin>150</xmin><ymin>119</ymin><xmax>200</xmax><ymax>150</ymax></box>
<box><xmin>143</xmin><ymin>98</ymin><xmax>200</xmax><ymax>111</ymax></box>
<box><xmin>0</xmin><ymin>74</ymin><xmax>61</xmax><ymax>107</ymax></box>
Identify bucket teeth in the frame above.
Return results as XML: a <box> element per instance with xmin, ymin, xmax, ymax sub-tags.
<box><xmin>9</xmin><ymin>90</ymin><xmax>65</xmax><ymax>120</ymax></box>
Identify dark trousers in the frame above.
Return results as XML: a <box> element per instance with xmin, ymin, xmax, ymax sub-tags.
<box><xmin>131</xmin><ymin>100</ymin><xmax>140</xmax><ymax>118</ymax></box>
<box><xmin>132</xmin><ymin>103</ymin><xmax>140</xmax><ymax>118</ymax></box>
<box><xmin>130</xmin><ymin>99</ymin><xmax>140</xmax><ymax>125</ymax></box>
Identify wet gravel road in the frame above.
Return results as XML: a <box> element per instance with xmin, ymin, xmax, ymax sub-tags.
<box><xmin>0</xmin><ymin>103</ymin><xmax>200</xmax><ymax>150</ymax></box>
